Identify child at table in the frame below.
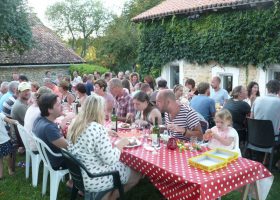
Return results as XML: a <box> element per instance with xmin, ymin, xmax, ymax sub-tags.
<box><xmin>203</xmin><ymin>109</ymin><xmax>241</xmax><ymax>156</ymax></box>
<box><xmin>0</xmin><ymin>113</ymin><xmax>17</xmax><ymax>179</ymax></box>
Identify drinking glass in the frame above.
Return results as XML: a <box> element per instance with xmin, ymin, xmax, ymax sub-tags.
<box><xmin>190</xmin><ymin>136</ymin><xmax>197</xmax><ymax>146</ymax></box>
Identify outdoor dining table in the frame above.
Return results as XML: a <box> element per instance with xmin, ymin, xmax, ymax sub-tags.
<box><xmin>112</xmin><ymin>136</ymin><xmax>273</xmax><ymax>200</ymax></box>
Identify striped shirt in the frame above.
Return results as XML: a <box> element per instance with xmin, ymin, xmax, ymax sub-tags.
<box><xmin>115</xmin><ymin>89</ymin><xmax>135</xmax><ymax>118</ymax></box>
<box><xmin>2</xmin><ymin>95</ymin><xmax>17</xmax><ymax>118</ymax></box>
<box><xmin>165</xmin><ymin>104</ymin><xmax>199</xmax><ymax>140</ymax></box>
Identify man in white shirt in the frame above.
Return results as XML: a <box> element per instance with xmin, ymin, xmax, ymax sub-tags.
<box><xmin>71</xmin><ymin>71</ymin><xmax>82</xmax><ymax>87</ymax></box>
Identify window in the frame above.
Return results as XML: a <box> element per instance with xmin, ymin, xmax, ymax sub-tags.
<box><xmin>220</xmin><ymin>74</ymin><xmax>233</xmax><ymax>93</ymax></box>
<box><xmin>274</xmin><ymin>71</ymin><xmax>280</xmax><ymax>81</ymax></box>
<box><xmin>170</xmin><ymin>65</ymin><xmax>179</xmax><ymax>88</ymax></box>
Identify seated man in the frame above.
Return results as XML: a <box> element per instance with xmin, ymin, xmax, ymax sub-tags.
<box><xmin>33</xmin><ymin>93</ymin><xmax>68</xmax><ymax>169</ymax></box>
<box><xmin>108</xmin><ymin>78</ymin><xmax>135</xmax><ymax>122</ymax></box>
<box><xmin>190</xmin><ymin>82</ymin><xmax>215</xmax><ymax>123</ymax></box>
<box><xmin>156</xmin><ymin>89</ymin><xmax>203</xmax><ymax>140</ymax></box>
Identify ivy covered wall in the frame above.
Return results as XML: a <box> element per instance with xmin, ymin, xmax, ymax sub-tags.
<box><xmin>137</xmin><ymin>1</ymin><xmax>280</xmax><ymax>76</ymax></box>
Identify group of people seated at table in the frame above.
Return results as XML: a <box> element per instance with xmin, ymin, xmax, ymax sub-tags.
<box><xmin>0</xmin><ymin>70</ymin><xmax>280</xmax><ymax>199</ymax></box>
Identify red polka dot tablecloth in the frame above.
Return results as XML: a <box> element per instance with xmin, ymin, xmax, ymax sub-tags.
<box><xmin>117</xmin><ymin>140</ymin><xmax>272</xmax><ymax>200</ymax></box>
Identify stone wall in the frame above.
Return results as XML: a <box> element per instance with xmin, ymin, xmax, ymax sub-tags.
<box><xmin>181</xmin><ymin>61</ymin><xmax>259</xmax><ymax>87</ymax></box>
<box><xmin>0</xmin><ymin>66</ymin><xmax>70</xmax><ymax>85</ymax></box>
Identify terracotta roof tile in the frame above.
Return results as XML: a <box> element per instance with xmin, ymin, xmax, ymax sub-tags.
<box><xmin>0</xmin><ymin>16</ymin><xmax>85</xmax><ymax>66</ymax></box>
<box><xmin>132</xmin><ymin>0</ymin><xmax>273</xmax><ymax>22</ymax></box>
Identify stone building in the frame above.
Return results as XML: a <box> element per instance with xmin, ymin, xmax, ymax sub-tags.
<box><xmin>133</xmin><ymin>0</ymin><xmax>280</xmax><ymax>95</ymax></box>
<box><xmin>0</xmin><ymin>16</ymin><xmax>84</xmax><ymax>84</ymax></box>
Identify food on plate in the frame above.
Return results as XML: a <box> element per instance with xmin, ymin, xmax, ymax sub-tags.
<box><xmin>126</xmin><ymin>138</ymin><xmax>138</xmax><ymax>147</ymax></box>
<box><xmin>121</xmin><ymin>123</ymin><xmax>130</xmax><ymax>128</ymax></box>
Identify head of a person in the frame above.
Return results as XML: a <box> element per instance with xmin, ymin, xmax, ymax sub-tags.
<box><xmin>8</xmin><ymin>81</ymin><xmax>19</xmax><ymax>94</ymax></box>
<box><xmin>125</xmin><ymin>70</ymin><xmax>130</xmax><ymax>76</ymax></box>
<box><xmin>157</xmin><ymin>79</ymin><xmax>167</xmax><ymax>89</ymax></box>
<box><xmin>197</xmin><ymin>82</ymin><xmax>210</xmax><ymax>95</ymax></box>
<box><xmin>38</xmin><ymin>93</ymin><xmax>62</xmax><ymax>118</ymax></box>
<box><xmin>31</xmin><ymin>82</ymin><xmax>40</xmax><ymax>93</ymax></box>
<box><xmin>19</xmin><ymin>75</ymin><xmax>28</xmax><ymax>83</ymax></box>
<box><xmin>82</xmin><ymin>74</ymin><xmax>88</xmax><ymax>83</ymax></box>
<box><xmin>140</xmin><ymin>83</ymin><xmax>152</xmax><ymax>95</ymax></box>
<box><xmin>130</xmin><ymin>72</ymin><xmax>139</xmax><ymax>84</ymax></box>
<box><xmin>76</xmin><ymin>83</ymin><xmax>87</xmax><ymax>97</ymax></box>
<box><xmin>12</xmin><ymin>73</ymin><xmax>19</xmax><ymax>81</ymax></box>
<box><xmin>0</xmin><ymin>81</ymin><xmax>9</xmax><ymax>94</ymax></box>
<box><xmin>45</xmin><ymin>71</ymin><xmax>51</xmax><ymax>78</ymax></box>
<box><xmin>118</xmin><ymin>71</ymin><xmax>124</xmax><ymax>80</ymax></box>
<box><xmin>231</xmin><ymin>85</ymin><xmax>247</xmax><ymax>100</ymax></box>
<box><xmin>18</xmin><ymin>82</ymin><xmax>31</xmax><ymax>101</ymax></box>
<box><xmin>104</xmin><ymin>72</ymin><xmax>112</xmax><ymax>81</ymax></box>
<box><xmin>59</xmin><ymin>80</ymin><xmax>70</xmax><ymax>93</ymax></box>
<box><xmin>94</xmin><ymin>71</ymin><xmax>101</xmax><ymax>80</ymax></box>
<box><xmin>73</xmin><ymin>71</ymin><xmax>78</xmax><ymax>77</ymax></box>
<box><xmin>132</xmin><ymin>91</ymin><xmax>151</xmax><ymax>112</ymax></box>
<box><xmin>67</xmin><ymin>93</ymin><xmax>105</xmax><ymax>144</ymax></box>
<box><xmin>173</xmin><ymin>84</ymin><xmax>184</xmax><ymax>99</ymax></box>
<box><xmin>144</xmin><ymin>75</ymin><xmax>155</xmax><ymax>90</ymax></box>
<box><xmin>108</xmin><ymin>78</ymin><xmax>123</xmax><ymax>97</ymax></box>
<box><xmin>185</xmin><ymin>78</ymin><xmax>196</xmax><ymax>90</ymax></box>
<box><xmin>87</xmin><ymin>74</ymin><xmax>94</xmax><ymax>82</ymax></box>
<box><xmin>247</xmin><ymin>81</ymin><xmax>260</xmax><ymax>97</ymax></box>
<box><xmin>266</xmin><ymin>80</ymin><xmax>280</xmax><ymax>94</ymax></box>
<box><xmin>34</xmin><ymin>86</ymin><xmax>52</xmax><ymax>104</ymax></box>
<box><xmin>43</xmin><ymin>78</ymin><xmax>54</xmax><ymax>89</ymax></box>
<box><xmin>94</xmin><ymin>79</ymin><xmax>107</xmax><ymax>95</ymax></box>
<box><xmin>156</xmin><ymin>89</ymin><xmax>176</xmax><ymax>113</ymax></box>
<box><xmin>122</xmin><ymin>79</ymin><xmax>131</xmax><ymax>93</ymax></box>
<box><xmin>214</xmin><ymin>109</ymin><xmax>232</xmax><ymax>129</ymax></box>
<box><xmin>211</xmin><ymin>76</ymin><xmax>221</xmax><ymax>89</ymax></box>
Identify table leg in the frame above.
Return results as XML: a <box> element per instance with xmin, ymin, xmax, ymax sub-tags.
<box><xmin>242</xmin><ymin>184</ymin><xmax>250</xmax><ymax>200</ymax></box>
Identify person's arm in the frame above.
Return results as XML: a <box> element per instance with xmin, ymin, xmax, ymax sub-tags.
<box><xmin>211</xmin><ymin>133</ymin><xmax>234</xmax><ymax>146</ymax></box>
<box><xmin>184</xmin><ymin>124</ymin><xmax>203</xmax><ymax>140</ymax></box>
<box><xmin>52</xmin><ymin>137</ymin><xmax>68</xmax><ymax>149</ymax></box>
<box><xmin>67</xmin><ymin>94</ymin><xmax>75</xmax><ymax>105</ymax></box>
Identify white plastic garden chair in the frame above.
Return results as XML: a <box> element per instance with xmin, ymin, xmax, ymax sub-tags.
<box><xmin>16</xmin><ymin>123</ymin><xmax>42</xmax><ymax>187</ymax></box>
<box><xmin>33</xmin><ymin>136</ymin><xmax>69</xmax><ymax>200</ymax></box>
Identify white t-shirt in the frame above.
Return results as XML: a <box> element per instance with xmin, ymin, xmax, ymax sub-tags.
<box><xmin>0</xmin><ymin>113</ymin><xmax>10</xmax><ymax>144</ymax></box>
<box><xmin>72</xmin><ymin>76</ymin><xmax>82</xmax><ymax>86</ymax></box>
<box><xmin>24</xmin><ymin>104</ymin><xmax>40</xmax><ymax>150</ymax></box>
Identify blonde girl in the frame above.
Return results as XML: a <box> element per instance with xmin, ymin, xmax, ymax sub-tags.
<box><xmin>67</xmin><ymin>94</ymin><xmax>140</xmax><ymax>199</ymax></box>
<box><xmin>203</xmin><ymin>109</ymin><xmax>241</xmax><ymax>155</ymax></box>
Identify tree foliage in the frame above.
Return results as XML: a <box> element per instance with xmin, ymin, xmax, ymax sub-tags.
<box><xmin>138</xmin><ymin>2</ymin><xmax>280</xmax><ymax>75</ymax></box>
<box><xmin>0</xmin><ymin>0</ymin><xmax>32</xmax><ymax>52</ymax></box>
<box><xmin>95</xmin><ymin>0</ymin><xmax>164</xmax><ymax>72</ymax></box>
<box><xmin>46</xmin><ymin>0</ymin><xmax>110</xmax><ymax>57</ymax></box>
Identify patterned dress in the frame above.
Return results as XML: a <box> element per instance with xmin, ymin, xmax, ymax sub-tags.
<box><xmin>68</xmin><ymin>122</ymin><xmax>130</xmax><ymax>192</ymax></box>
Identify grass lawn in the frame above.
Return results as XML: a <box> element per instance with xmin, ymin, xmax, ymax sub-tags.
<box><xmin>0</xmin><ymin>154</ymin><xmax>279</xmax><ymax>200</ymax></box>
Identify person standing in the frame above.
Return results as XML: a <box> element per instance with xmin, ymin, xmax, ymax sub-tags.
<box><xmin>210</xmin><ymin>76</ymin><xmax>229</xmax><ymax>106</ymax></box>
<box><xmin>245</xmin><ymin>81</ymin><xmax>260</xmax><ymax>107</ymax></box>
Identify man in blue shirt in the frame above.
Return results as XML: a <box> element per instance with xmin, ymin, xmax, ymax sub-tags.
<box><xmin>190</xmin><ymin>82</ymin><xmax>216</xmax><ymax>122</ymax></box>
<box><xmin>210</xmin><ymin>76</ymin><xmax>229</xmax><ymax>106</ymax></box>
<box><xmin>0</xmin><ymin>81</ymin><xmax>18</xmax><ymax>112</ymax></box>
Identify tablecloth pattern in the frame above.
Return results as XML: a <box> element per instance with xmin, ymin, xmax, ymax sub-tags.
<box><xmin>117</xmin><ymin>140</ymin><xmax>272</xmax><ymax>200</ymax></box>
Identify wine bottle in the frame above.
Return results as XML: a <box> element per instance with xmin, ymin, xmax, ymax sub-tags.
<box><xmin>111</xmin><ymin>108</ymin><xmax>118</xmax><ymax>132</ymax></box>
<box><xmin>151</xmin><ymin>117</ymin><xmax>160</xmax><ymax>148</ymax></box>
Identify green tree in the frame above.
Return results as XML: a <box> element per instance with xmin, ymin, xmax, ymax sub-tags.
<box><xmin>46</xmin><ymin>0</ymin><xmax>110</xmax><ymax>57</ymax></box>
<box><xmin>0</xmin><ymin>0</ymin><xmax>32</xmax><ymax>52</ymax></box>
<box><xmin>95</xmin><ymin>0</ymin><xmax>163</xmax><ymax>72</ymax></box>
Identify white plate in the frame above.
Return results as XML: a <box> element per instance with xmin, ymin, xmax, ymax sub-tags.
<box><xmin>118</xmin><ymin>123</ymin><xmax>131</xmax><ymax>129</ymax></box>
<box><xmin>125</xmin><ymin>139</ymin><xmax>141</xmax><ymax>148</ymax></box>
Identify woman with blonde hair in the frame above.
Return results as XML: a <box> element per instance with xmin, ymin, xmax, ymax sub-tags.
<box><xmin>67</xmin><ymin>94</ymin><xmax>140</xmax><ymax>199</ymax></box>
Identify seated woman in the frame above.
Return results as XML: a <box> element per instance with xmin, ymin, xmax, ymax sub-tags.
<box><xmin>132</xmin><ymin>91</ymin><xmax>162</xmax><ymax>127</ymax></box>
<box><xmin>59</xmin><ymin>80</ymin><xmax>75</xmax><ymax>106</ymax></box>
<box><xmin>67</xmin><ymin>94</ymin><xmax>141</xmax><ymax>199</ymax></box>
<box><xmin>173</xmin><ymin>84</ymin><xmax>189</xmax><ymax>106</ymax></box>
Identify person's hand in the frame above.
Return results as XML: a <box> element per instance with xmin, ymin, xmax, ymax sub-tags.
<box><xmin>203</xmin><ymin>129</ymin><xmax>213</xmax><ymax>141</ymax></box>
<box><xmin>134</xmin><ymin>119</ymin><xmax>148</xmax><ymax>127</ymax></box>
<box><xmin>167</xmin><ymin>123</ymin><xmax>184</xmax><ymax>133</ymax></box>
<box><xmin>5</xmin><ymin>118</ymin><xmax>18</xmax><ymax>125</ymax></box>
<box><xmin>126</xmin><ymin>113</ymin><xmax>134</xmax><ymax>123</ymax></box>
<box><xmin>115</xmin><ymin>138</ymin><xmax>129</xmax><ymax>150</ymax></box>
<box><xmin>108</xmin><ymin>130</ymin><xmax>118</xmax><ymax>137</ymax></box>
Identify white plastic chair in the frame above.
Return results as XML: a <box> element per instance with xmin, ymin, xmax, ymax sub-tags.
<box><xmin>33</xmin><ymin>136</ymin><xmax>69</xmax><ymax>200</ymax></box>
<box><xmin>16</xmin><ymin>123</ymin><xmax>42</xmax><ymax>187</ymax></box>
<box><xmin>232</xmin><ymin>129</ymin><xmax>242</xmax><ymax>157</ymax></box>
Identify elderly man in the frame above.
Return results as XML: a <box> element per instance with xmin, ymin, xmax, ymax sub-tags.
<box><xmin>156</xmin><ymin>89</ymin><xmax>203</xmax><ymax>140</ymax></box>
<box><xmin>33</xmin><ymin>93</ymin><xmax>68</xmax><ymax>169</ymax></box>
<box><xmin>108</xmin><ymin>78</ymin><xmax>135</xmax><ymax>122</ymax></box>
<box><xmin>210</xmin><ymin>76</ymin><xmax>229</xmax><ymax>106</ymax></box>
<box><xmin>0</xmin><ymin>81</ymin><xmax>9</xmax><ymax>99</ymax></box>
<box><xmin>0</xmin><ymin>81</ymin><xmax>18</xmax><ymax>112</ymax></box>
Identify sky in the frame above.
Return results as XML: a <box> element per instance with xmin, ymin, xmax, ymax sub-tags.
<box><xmin>27</xmin><ymin>0</ymin><xmax>127</xmax><ymax>28</ymax></box>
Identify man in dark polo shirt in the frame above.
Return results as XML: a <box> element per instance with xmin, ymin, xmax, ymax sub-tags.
<box><xmin>33</xmin><ymin>93</ymin><xmax>68</xmax><ymax>169</ymax></box>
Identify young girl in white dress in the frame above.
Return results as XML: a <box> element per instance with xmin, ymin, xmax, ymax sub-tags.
<box><xmin>203</xmin><ymin>109</ymin><xmax>241</xmax><ymax>156</ymax></box>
